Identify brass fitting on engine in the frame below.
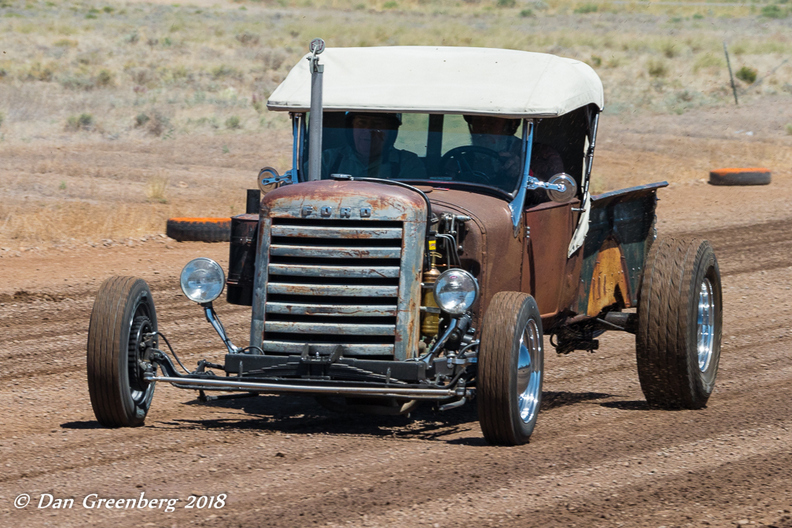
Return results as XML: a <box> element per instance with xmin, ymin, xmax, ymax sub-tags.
<box><xmin>421</xmin><ymin>239</ymin><xmax>441</xmax><ymax>338</ymax></box>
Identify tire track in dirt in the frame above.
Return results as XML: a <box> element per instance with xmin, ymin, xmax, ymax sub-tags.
<box><xmin>680</xmin><ymin>217</ymin><xmax>792</xmax><ymax>277</ymax></box>
<box><xmin>230</xmin><ymin>366</ymin><xmax>792</xmax><ymax>527</ymax></box>
<box><xmin>320</xmin><ymin>423</ymin><xmax>792</xmax><ymax>528</ymax></box>
<box><xmin>0</xmin><ymin>283</ymin><xmax>251</xmax><ymax>382</ymax></box>
<box><xmin>8</xmin><ymin>325</ymin><xmax>781</xmax><ymax>528</ymax></box>
<box><xmin>3</xmin><ymin>193</ymin><xmax>792</xmax><ymax>526</ymax></box>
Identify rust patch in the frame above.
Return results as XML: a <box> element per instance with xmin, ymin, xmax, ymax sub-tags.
<box><xmin>586</xmin><ymin>239</ymin><xmax>631</xmax><ymax>316</ymax></box>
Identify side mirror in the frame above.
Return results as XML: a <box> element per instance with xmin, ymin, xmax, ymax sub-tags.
<box><xmin>258</xmin><ymin>166</ymin><xmax>292</xmax><ymax>194</ymax></box>
<box><xmin>546</xmin><ymin>173</ymin><xmax>577</xmax><ymax>203</ymax></box>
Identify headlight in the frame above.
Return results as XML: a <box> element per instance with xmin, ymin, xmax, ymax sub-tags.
<box><xmin>180</xmin><ymin>258</ymin><xmax>225</xmax><ymax>304</ymax></box>
<box><xmin>433</xmin><ymin>269</ymin><xmax>479</xmax><ymax>315</ymax></box>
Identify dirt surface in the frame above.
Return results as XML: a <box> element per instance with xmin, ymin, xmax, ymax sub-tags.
<box><xmin>2</xmin><ymin>101</ymin><xmax>792</xmax><ymax>528</ymax></box>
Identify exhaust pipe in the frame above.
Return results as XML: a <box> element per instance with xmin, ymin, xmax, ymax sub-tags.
<box><xmin>307</xmin><ymin>38</ymin><xmax>325</xmax><ymax>181</ymax></box>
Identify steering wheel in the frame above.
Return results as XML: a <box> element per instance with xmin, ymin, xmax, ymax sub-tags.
<box><xmin>440</xmin><ymin>146</ymin><xmax>503</xmax><ymax>185</ymax></box>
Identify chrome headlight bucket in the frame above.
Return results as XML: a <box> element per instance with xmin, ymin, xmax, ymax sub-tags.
<box><xmin>180</xmin><ymin>258</ymin><xmax>225</xmax><ymax>304</ymax></box>
<box><xmin>433</xmin><ymin>268</ymin><xmax>479</xmax><ymax>315</ymax></box>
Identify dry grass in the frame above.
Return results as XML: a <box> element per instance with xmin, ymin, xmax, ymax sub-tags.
<box><xmin>146</xmin><ymin>172</ymin><xmax>170</xmax><ymax>203</ymax></box>
<box><xmin>0</xmin><ymin>0</ymin><xmax>791</xmax><ymax>246</ymax></box>
<box><xmin>0</xmin><ymin>132</ymin><xmax>292</xmax><ymax>246</ymax></box>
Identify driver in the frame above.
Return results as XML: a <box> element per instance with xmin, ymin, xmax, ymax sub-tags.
<box><xmin>322</xmin><ymin>113</ymin><xmax>427</xmax><ymax>180</ymax></box>
<box><xmin>462</xmin><ymin>115</ymin><xmax>564</xmax><ymax>187</ymax></box>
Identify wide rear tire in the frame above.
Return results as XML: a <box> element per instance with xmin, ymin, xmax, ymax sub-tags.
<box><xmin>636</xmin><ymin>237</ymin><xmax>722</xmax><ymax>409</ymax></box>
<box><xmin>87</xmin><ymin>277</ymin><xmax>158</xmax><ymax>427</ymax></box>
<box><xmin>478</xmin><ymin>292</ymin><xmax>544</xmax><ymax>445</ymax></box>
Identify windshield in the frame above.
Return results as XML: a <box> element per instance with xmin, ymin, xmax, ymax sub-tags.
<box><xmin>304</xmin><ymin>112</ymin><xmax>528</xmax><ymax>195</ymax></box>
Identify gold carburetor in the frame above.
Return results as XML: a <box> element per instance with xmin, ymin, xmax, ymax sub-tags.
<box><xmin>421</xmin><ymin>239</ymin><xmax>441</xmax><ymax>338</ymax></box>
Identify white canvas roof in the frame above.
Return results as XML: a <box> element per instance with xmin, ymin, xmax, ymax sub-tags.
<box><xmin>267</xmin><ymin>46</ymin><xmax>604</xmax><ymax>118</ymax></box>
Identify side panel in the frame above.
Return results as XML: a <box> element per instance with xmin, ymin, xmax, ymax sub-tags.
<box><xmin>521</xmin><ymin>201</ymin><xmax>580</xmax><ymax>318</ymax></box>
<box><xmin>575</xmin><ymin>182</ymin><xmax>666</xmax><ymax>315</ymax></box>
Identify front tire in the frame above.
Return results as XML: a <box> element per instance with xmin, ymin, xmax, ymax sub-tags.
<box><xmin>636</xmin><ymin>237</ymin><xmax>722</xmax><ymax>409</ymax></box>
<box><xmin>87</xmin><ymin>277</ymin><xmax>158</xmax><ymax>427</ymax></box>
<box><xmin>478</xmin><ymin>292</ymin><xmax>544</xmax><ymax>445</ymax></box>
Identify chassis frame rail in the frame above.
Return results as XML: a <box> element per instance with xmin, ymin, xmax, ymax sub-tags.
<box><xmin>144</xmin><ymin>374</ymin><xmax>465</xmax><ymax>400</ymax></box>
<box><xmin>145</xmin><ymin>349</ymin><xmax>469</xmax><ymax>400</ymax></box>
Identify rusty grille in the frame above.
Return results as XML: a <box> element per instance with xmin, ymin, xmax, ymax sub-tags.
<box><xmin>261</xmin><ymin>218</ymin><xmax>405</xmax><ymax>357</ymax></box>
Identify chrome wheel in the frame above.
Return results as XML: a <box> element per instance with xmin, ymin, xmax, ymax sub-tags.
<box><xmin>479</xmin><ymin>292</ymin><xmax>544</xmax><ymax>445</ymax></box>
<box><xmin>697</xmin><ymin>278</ymin><xmax>715</xmax><ymax>372</ymax></box>
<box><xmin>517</xmin><ymin>319</ymin><xmax>542</xmax><ymax>424</ymax></box>
<box><xmin>128</xmin><ymin>313</ymin><xmax>155</xmax><ymax>406</ymax></box>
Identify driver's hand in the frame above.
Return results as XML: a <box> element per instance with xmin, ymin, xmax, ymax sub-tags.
<box><xmin>499</xmin><ymin>151</ymin><xmax>521</xmax><ymax>179</ymax></box>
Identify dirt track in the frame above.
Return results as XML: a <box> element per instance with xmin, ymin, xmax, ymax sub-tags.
<box><xmin>2</xmin><ymin>106</ymin><xmax>792</xmax><ymax>527</ymax></box>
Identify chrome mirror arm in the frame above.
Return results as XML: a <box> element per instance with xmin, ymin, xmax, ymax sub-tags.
<box><xmin>525</xmin><ymin>176</ymin><xmax>566</xmax><ymax>193</ymax></box>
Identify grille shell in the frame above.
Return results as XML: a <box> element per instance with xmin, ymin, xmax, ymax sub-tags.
<box><xmin>250</xmin><ymin>181</ymin><xmax>427</xmax><ymax>360</ymax></box>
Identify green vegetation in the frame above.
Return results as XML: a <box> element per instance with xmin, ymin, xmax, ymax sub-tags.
<box><xmin>135</xmin><ymin>113</ymin><xmax>150</xmax><ymax>127</ymax></box>
<box><xmin>96</xmin><ymin>69</ymin><xmax>114</xmax><ymax>88</ymax></box>
<box><xmin>0</xmin><ymin>0</ymin><xmax>787</xmax><ymax>141</ymax></box>
<box><xmin>647</xmin><ymin>59</ymin><xmax>668</xmax><ymax>78</ymax></box>
<box><xmin>661</xmin><ymin>41</ymin><xmax>678</xmax><ymax>59</ymax></box>
<box><xmin>760</xmin><ymin>4</ymin><xmax>787</xmax><ymax>18</ymax></box>
<box><xmin>66</xmin><ymin>113</ymin><xmax>94</xmax><ymax>131</ymax></box>
<box><xmin>736</xmin><ymin>66</ymin><xmax>757</xmax><ymax>84</ymax></box>
<box><xmin>573</xmin><ymin>3</ymin><xmax>598</xmax><ymax>14</ymax></box>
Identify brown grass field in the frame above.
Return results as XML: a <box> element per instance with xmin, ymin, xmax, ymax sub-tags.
<box><xmin>0</xmin><ymin>0</ymin><xmax>791</xmax><ymax>248</ymax></box>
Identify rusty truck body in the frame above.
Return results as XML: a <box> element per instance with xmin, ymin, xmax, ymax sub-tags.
<box><xmin>87</xmin><ymin>45</ymin><xmax>722</xmax><ymax>445</ymax></box>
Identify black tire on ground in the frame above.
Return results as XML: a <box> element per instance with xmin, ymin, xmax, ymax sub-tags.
<box><xmin>636</xmin><ymin>237</ymin><xmax>722</xmax><ymax>409</ymax></box>
<box><xmin>166</xmin><ymin>217</ymin><xmax>231</xmax><ymax>242</ymax></box>
<box><xmin>478</xmin><ymin>292</ymin><xmax>544</xmax><ymax>446</ymax></box>
<box><xmin>709</xmin><ymin>168</ymin><xmax>771</xmax><ymax>186</ymax></box>
<box><xmin>87</xmin><ymin>277</ymin><xmax>158</xmax><ymax>427</ymax></box>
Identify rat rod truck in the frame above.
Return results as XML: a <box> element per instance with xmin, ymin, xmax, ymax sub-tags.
<box><xmin>86</xmin><ymin>44</ymin><xmax>722</xmax><ymax>445</ymax></box>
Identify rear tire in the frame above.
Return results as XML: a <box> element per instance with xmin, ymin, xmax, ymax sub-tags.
<box><xmin>636</xmin><ymin>237</ymin><xmax>722</xmax><ymax>409</ymax></box>
<box><xmin>87</xmin><ymin>277</ymin><xmax>158</xmax><ymax>427</ymax></box>
<box><xmin>478</xmin><ymin>292</ymin><xmax>544</xmax><ymax>445</ymax></box>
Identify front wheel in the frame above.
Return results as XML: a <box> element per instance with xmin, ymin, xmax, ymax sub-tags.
<box><xmin>87</xmin><ymin>277</ymin><xmax>158</xmax><ymax>427</ymax></box>
<box><xmin>478</xmin><ymin>292</ymin><xmax>544</xmax><ymax>445</ymax></box>
<box><xmin>636</xmin><ymin>237</ymin><xmax>722</xmax><ymax>409</ymax></box>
